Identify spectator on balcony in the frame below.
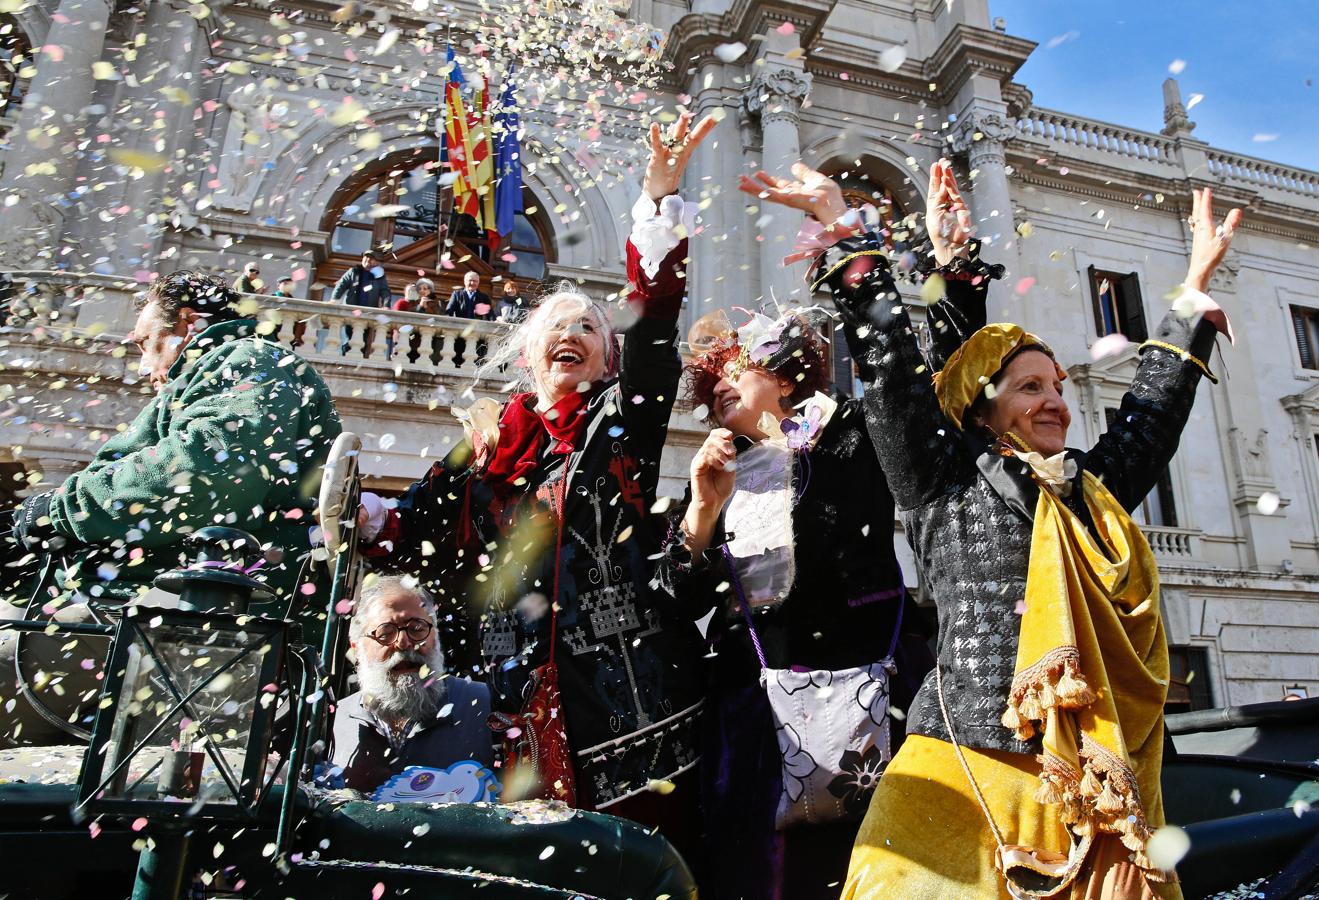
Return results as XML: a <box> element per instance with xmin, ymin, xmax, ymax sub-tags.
<box><xmin>233</xmin><ymin>261</ymin><xmax>264</xmax><ymax>295</ymax></box>
<box><xmin>272</xmin><ymin>276</ymin><xmax>296</xmax><ymax>299</ymax></box>
<box><xmin>333</xmin><ymin>250</ymin><xmax>391</xmax><ymax>356</ymax></box>
<box><xmin>415</xmin><ymin>278</ymin><xmax>440</xmax><ymax>315</ymax></box>
<box><xmin>394</xmin><ymin>283</ymin><xmax>419</xmax><ymax>313</ymax></box>
<box><xmin>445</xmin><ymin>271</ymin><xmax>493</xmax><ymax>321</ymax></box>
<box><xmin>496</xmin><ymin>278</ymin><xmax>529</xmax><ymax>323</ymax></box>
<box><xmin>332</xmin><ymin>251</ymin><xmax>392</xmax><ymax>309</ymax></box>
<box><xmin>1</xmin><ymin>270</ymin><xmax>341</xmax><ymax>746</ymax></box>
<box><xmin>329</xmin><ymin>575</ymin><xmax>495</xmax><ymax>796</ymax></box>
<box><xmin>387</xmin><ymin>284</ymin><xmax>421</xmax><ymax>361</ymax></box>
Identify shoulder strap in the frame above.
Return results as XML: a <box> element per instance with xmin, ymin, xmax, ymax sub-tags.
<box><xmin>719</xmin><ymin>544</ymin><xmax>769</xmax><ymax>669</ymax></box>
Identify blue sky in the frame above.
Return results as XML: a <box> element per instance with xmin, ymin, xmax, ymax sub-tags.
<box><xmin>989</xmin><ymin>0</ymin><xmax>1319</xmax><ymax>171</ymax></box>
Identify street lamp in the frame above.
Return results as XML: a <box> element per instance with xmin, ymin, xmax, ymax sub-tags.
<box><xmin>76</xmin><ymin>527</ymin><xmax>290</xmax><ymax>900</ymax></box>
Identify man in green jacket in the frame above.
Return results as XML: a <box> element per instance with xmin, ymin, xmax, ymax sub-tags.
<box><xmin>2</xmin><ymin>271</ymin><xmax>341</xmax><ymax>744</ymax></box>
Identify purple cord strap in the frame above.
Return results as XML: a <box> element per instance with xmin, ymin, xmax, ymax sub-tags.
<box><xmin>720</xmin><ymin>544</ymin><xmax>769</xmax><ymax>669</ymax></box>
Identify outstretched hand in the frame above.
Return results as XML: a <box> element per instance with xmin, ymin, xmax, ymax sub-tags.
<box><xmin>644</xmin><ymin>111</ymin><xmax>719</xmax><ymax>201</ymax></box>
<box><xmin>1185</xmin><ymin>187</ymin><xmax>1242</xmax><ymax>293</ymax></box>
<box><xmin>737</xmin><ymin>162</ymin><xmax>848</xmax><ymax>228</ymax></box>
<box><xmin>926</xmin><ymin>158</ymin><xmax>974</xmax><ymax>266</ymax></box>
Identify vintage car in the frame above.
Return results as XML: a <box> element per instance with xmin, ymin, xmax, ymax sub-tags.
<box><xmin>0</xmin><ymin>434</ymin><xmax>1314</xmax><ymax>899</ymax></box>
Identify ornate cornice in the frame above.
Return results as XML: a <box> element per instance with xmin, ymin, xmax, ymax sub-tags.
<box><xmin>663</xmin><ymin>0</ymin><xmax>836</xmax><ymax>87</ymax></box>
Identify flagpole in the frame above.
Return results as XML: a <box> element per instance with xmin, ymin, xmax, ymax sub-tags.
<box><xmin>436</xmin><ymin>26</ymin><xmax>453</xmax><ymax>276</ymax></box>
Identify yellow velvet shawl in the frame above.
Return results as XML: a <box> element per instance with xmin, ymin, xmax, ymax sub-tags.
<box><xmin>1002</xmin><ymin>469</ymin><xmax>1172</xmax><ymax>878</ymax></box>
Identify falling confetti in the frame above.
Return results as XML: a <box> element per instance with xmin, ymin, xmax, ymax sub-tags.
<box><xmin>1145</xmin><ymin>825</ymin><xmax>1191</xmax><ymax>870</ymax></box>
<box><xmin>1256</xmin><ymin>492</ymin><xmax>1280</xmax><ymax>515</ymax></box>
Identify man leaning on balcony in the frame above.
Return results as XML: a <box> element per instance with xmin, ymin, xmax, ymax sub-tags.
<box><xmin>0</xmin><ymin>271</ymin><xmax>341</xmax><ymax>746</ymax></box>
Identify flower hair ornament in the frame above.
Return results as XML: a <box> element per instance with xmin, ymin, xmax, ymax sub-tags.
<box><xmin>725</xmin><ymin>305</ymin><xmax>833</xmax><ymax>382</ymax></box>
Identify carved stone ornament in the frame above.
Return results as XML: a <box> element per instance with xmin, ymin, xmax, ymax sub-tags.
<box><xmin>742</xmin><ymin>68</ymin><xmax>812</xmax><ymax>124</ymax></box>
<box><xmin>1229</xmin><ymin>426</ymin><xmax>1274</xmax><ymax>483</ymax></box>
<box><xmin>948</xmin><ymin>111</ymin><xmax>1015</xmax><ymax>156</ymax></box>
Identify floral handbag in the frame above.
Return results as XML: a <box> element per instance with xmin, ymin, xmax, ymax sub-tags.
<box><xmin>721</xmin><ymin>544</ymin><xmax>904</xmax><ymax>830</ymax></box>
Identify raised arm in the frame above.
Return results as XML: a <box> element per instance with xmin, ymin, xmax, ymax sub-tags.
<box><xmin>617</xmin><ymin>110</ymin><xmax>717</xmax><ymax>459</ymax></box>
<box><xmin>1084</xmin><ymin>187</ymin><xmax>1242</xmax><ymax>510</ymax></box>
<box><xmin>741</xmin><ymin>162</ymin><xmax>973</xmax><ymax>510</ymax></box>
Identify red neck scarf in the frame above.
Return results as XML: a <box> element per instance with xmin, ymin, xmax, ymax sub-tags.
<box><xmin>482</xmin><ymin>388</ymin><xmax>596</xmax><ymax>505</ymax></box>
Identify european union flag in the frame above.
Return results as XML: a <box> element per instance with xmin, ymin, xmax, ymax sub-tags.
<box><xmin>493</xmin><ymin>78</ymin><xmax>524</xmax><ymax>238</ymax></box>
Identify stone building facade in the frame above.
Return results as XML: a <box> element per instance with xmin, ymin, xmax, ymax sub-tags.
<box><xmin>1</xmin><ymin>0</ymin><xmax>1316</xmax><ymax>706</ymax></box>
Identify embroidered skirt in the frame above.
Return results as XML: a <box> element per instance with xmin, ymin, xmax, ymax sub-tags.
<box><xmin>843</xmin><ymin>735</ymin><xmax>1182</xmax><ymax>900</ymax></box>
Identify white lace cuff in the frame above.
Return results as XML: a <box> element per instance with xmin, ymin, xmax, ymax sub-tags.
<box><xmin>630</xmin><ymin>193</ymin><xmax>697</xmax><ymax>279</ymax></box>
<box><xmin>359</xmin><ymin>491</ymin><xmax>388</xmax><ymax>542</ymax></box>
<box><xmin>1174</xmin><ymin>285</ymin><xmax>1235</xmax><ymax>345</ymax></box>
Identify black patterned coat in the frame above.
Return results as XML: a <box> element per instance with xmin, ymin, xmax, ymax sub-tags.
<box><xmin>367</xmin><ymin>240</ymin><xmax>705</xmax><ymax>809</ymax></box>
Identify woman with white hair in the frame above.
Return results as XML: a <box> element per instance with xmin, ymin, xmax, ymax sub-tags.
<box><xmin>358</xmin><ymin>112</ymin><xmax>716</xmax><ymax>851</ymax></box>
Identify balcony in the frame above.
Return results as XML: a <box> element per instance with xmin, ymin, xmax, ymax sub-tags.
<box><xmin>1143</xmin><ymin>525</ymin><xmax>1203</xmax><ymax>563</ymax></box>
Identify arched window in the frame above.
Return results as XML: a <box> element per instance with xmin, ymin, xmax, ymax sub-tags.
<box><xmin>322</xmin><ymin>159</ymin><xmax>553</xmax><ymax>297</ymax></box>
<box><xmin>330</xmin><ymin>161</ymin><xmax>443</xmax><ymax>256</ymax></box>
<box><xmin>836</xmin><ymin>176</ymin><xmax>906</xmax><ymax>249</ymax></box>
<box><xmin>0</xmin><ymin>18</ymin><xmax>32</xmax><ymax>117</ymax></box>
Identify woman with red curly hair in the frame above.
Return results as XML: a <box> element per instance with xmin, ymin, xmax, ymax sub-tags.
<box><xmin>656</xmin><ymin>162</ymin><xmax>1003</xmax><ymax>900</ymax></box>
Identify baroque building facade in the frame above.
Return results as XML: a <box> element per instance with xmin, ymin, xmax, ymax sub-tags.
<box><xmin>1</xmin><ymin>0</ymin><xmax>1316</xmax><ymax>707</ymax></box>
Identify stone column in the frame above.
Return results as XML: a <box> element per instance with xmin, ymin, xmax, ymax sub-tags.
<box><xmin>110</xmin><ymin>0</ymin><xmax>206</xmax><ymax>274</ymax></box>
<box><xmin>742</xmin><ymin>30</ymin><xmax>811</xmax><ymax>308</ymax></box>
<box><xmin>948</xmin><ymin>105</ymin><xmax>1020</xmax><ymax>306</ymax></box>
<box><xmin>684</xmin><ymin>57</ymin><xmax>745</xmax><ymax>332</ymax></box>
<box><xmin>0</xmin><ymin>0</ymin><xmax>113</xmax><ymax>265</ymax></box>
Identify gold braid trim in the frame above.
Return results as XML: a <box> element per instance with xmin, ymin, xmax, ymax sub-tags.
<box><xmin>1000</xmin><ymin>646</ymin><xmax>1097</xmax><ymax>741</ymax></box>
<box><xmin>809</xmin><ymin>249</ymin><xmax>889</xmax><ymax>293</ymax></box>
<box><xmin>1140</xmin><ymin>339</ymin><xmax>1218</xmax><ymax>384</ymax></box>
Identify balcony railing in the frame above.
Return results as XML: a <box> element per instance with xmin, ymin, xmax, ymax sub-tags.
<box><xmin>1143</xmin><ymin>525</ymin><xmax>1202</xmax><ymax>562</ymax></box>
<box><xmin>255</xmin><ymin>296</ymin><xmax>514</xmax><ymax>378</ymax></box>
<box><xmin>1014</xmin><ymin>107</ymin><xmax>1178</xmax><ymax>166</ymax></box>
<box><xmin>1205</xmin><ymin>149</ymin><xmax>1319</xmax><ymax>198</ymax></box>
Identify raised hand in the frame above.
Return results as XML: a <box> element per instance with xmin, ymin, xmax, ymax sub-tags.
<box><xmin>1185</xmin><ymin>187</ymin><xmax>1243</xmax><ymax>293</ymax></box>
<box><xmin>926</xmin><ymin>158</ymin><xmax>974</xmax><ymax>266</ymax></box>
<box><xmin>690</xmin><ymin>427</ymin><xmax>736</xmax><ymax>513</ymax></box>
<box><xmin>644</xmin><ymin>110</ymin><xmax>719</xmax><ymax>201</ymax></box>
<box><xmin>738</xmin><ymin>162</ymin><xmax>848</xmax><ymax>228</ymax></box>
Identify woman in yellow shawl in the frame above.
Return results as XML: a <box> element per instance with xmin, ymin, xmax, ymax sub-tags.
<box><xmin>750</xmin><ymin>159</ymin><xmax>1240</xmax><ymax>899</ymax></box>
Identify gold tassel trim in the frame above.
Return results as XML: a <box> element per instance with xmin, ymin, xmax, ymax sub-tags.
<box><xmin>1001</xmin><ymin>646</ymin><xmax>1095</xmax><ymax>740</ymax></box>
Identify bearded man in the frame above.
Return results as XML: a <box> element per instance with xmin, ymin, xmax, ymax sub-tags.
<box><xmin>330</xmin><ymin>575</ymin><xmax>494</xmax><ymax>794</ymax></box>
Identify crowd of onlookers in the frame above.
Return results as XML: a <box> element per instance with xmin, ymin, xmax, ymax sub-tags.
<box><xmin>232</xmin><ymin>252</ymin><xmax>531</xmax><ymax>324</ymax></box>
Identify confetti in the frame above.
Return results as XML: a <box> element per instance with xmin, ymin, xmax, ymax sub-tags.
<box><xmin>1145</xmin><ymin>825</ymin><xmax>1191</xmax><ymax>870</ymax></box>
<box><xmin>1168</xmin><ymin>59</ymin><xmax>1186</xmax><ymax>75</ymax></box>
<box><xmin>1256</xmin><ymin>492</ymin><xmax>1280</xmax><ymax>515</ymax></box>
<box><xmin>1089</xmin><ymin>333</ymin><xmax>1131</xmax><ymax>361</ymax></box>
<box><xmin>878</xmin><ymin>46</ymin><xmax>906</xmax><ymax>73</ymax></box>
<box><xmin>714</xmin><ymin>42</ymin><xmax>747</xmax><ymax>63</ymax></box>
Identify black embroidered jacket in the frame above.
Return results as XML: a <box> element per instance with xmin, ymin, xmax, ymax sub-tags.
<box><xmin>816</xmin><ymin>234</ymin><xmax>1220</xmax><ymax>754</ymax></box>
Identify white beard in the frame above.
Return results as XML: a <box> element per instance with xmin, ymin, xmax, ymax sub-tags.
<box><xmin>358</xmin><ymin>645</ymin><xmax>448</xmax><ymax>725</ymax></box>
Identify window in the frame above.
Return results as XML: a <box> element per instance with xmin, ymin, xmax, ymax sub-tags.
<box><xmin>330</xmin><ymin>162</ymin><xmax>441</xmax><ymax>255</ymax></box>
<box><xmin>837</xmin><ymin>179</ymin><xmax>906</xmax><ymax>251</ymax></box>
<box><xmin>1089</xmin><ymin>266</ymin><xmax>1147</xmax><ymax>342</ymax></box>
<box><xmin>1291</xmin><ymin>305</ymin><xmax>1319</xmax><ymax>370</ymax></box>
<box><xmin>1165</xmin><ymin>645</ymin><xmax>1213</xmax><ymax>714</ymax></box>
<box><xmin>1104</xmin><ymin>408</ymin><xmax>1178</xmax><ymax>527</ymax></box>
<box><xmin>0</xmin><ymin>20</ymin><xmax>31</xmax><ymax>116</ymax></box>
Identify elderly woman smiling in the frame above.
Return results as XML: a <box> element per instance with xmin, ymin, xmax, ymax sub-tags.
<box><xmin>357</xmin><ymin>112</ymin><xmax>717</xmax><ymax>856</ymax></box>
<box><xmin>756</xmin><ymin>160</ymin><xmax>1240</xmax><ymax>899</ymax></box>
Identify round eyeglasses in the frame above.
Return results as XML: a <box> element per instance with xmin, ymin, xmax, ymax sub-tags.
<box><xmin>366</xmin><ymin>618</ymin><xmax>434</xmax><ymax>646</ymax></box>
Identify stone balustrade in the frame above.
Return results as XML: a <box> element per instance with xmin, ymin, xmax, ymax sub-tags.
<box><xmin>1014</xmin><ymin>107</ymin><xmax>1178</xmax><ymax>166</ymax></box>
<box><xmin>1143</xmin><ymin>524</ymin><xmax>1203</xmax><ymax>562</ymax></box>
<box><xmin>254</xmin><ymin>296</ymin><xmax>515</xmax><ymax>378</ymax></box>
<box><xmin>1206</xmin><ymin>149</ymin><xmax>1319</xmax><ymax>198</ymax></box>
